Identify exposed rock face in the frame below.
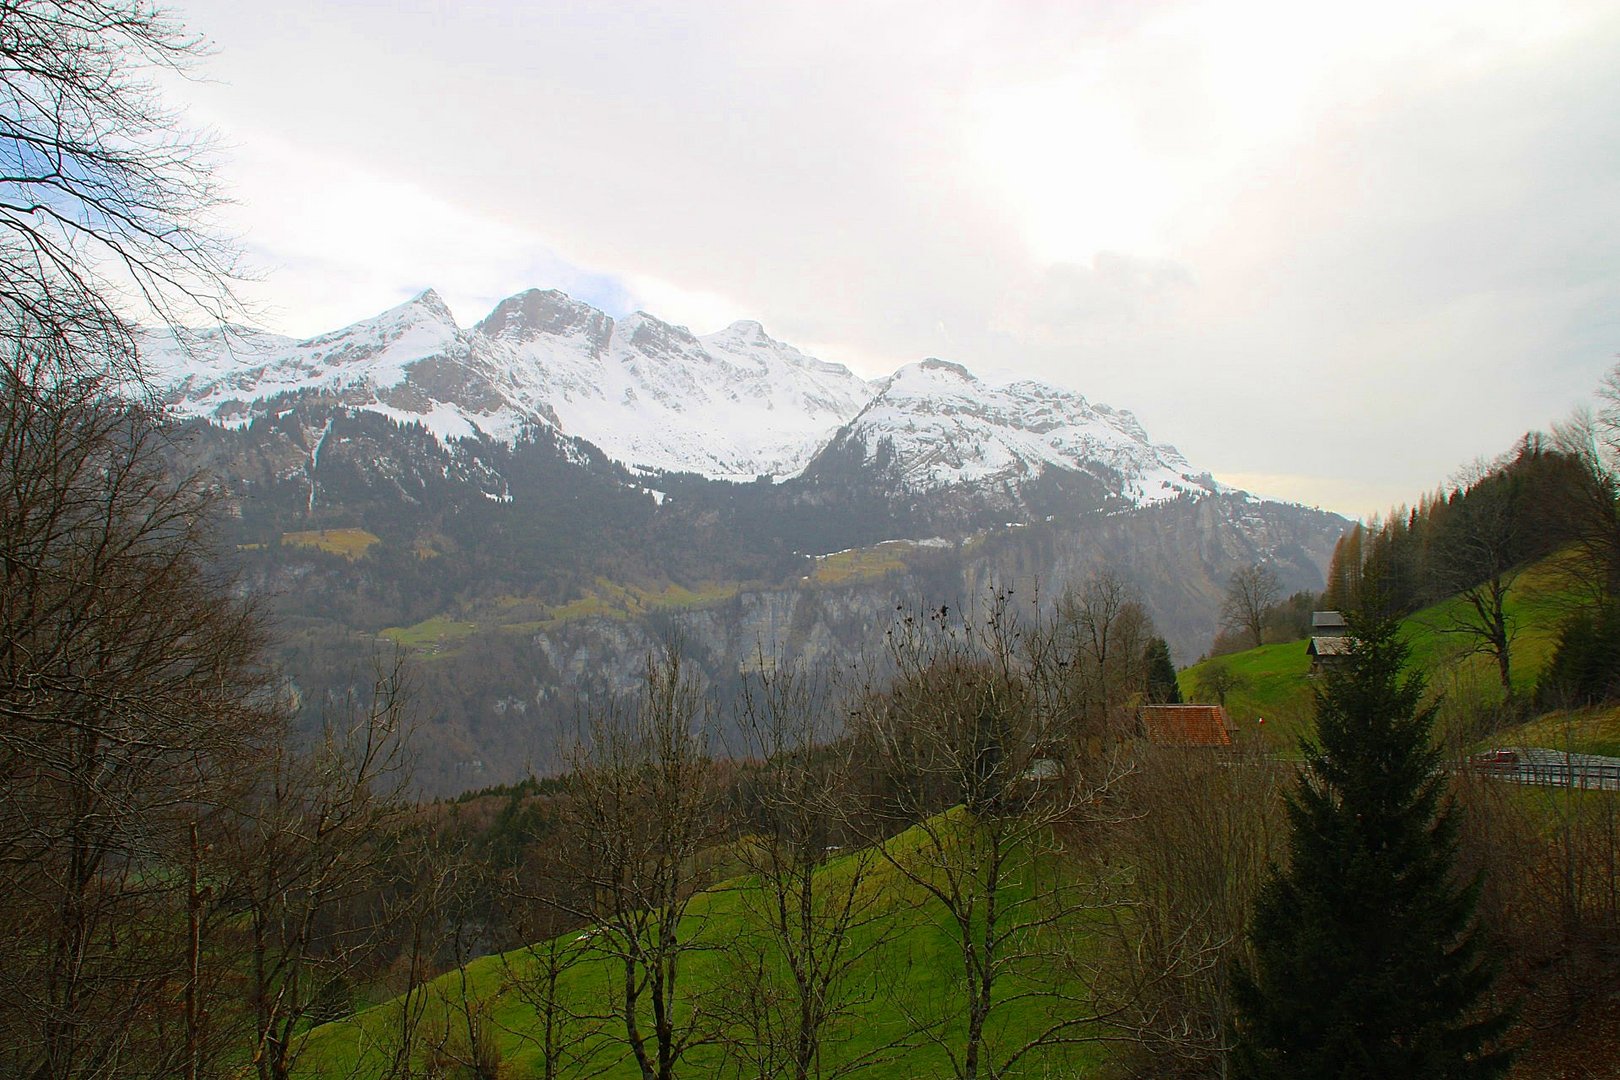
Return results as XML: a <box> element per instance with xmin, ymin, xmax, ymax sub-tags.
<box><xmin>355</xmin><ymin>492</ymin><xmax>1341</xmax><ymax>794</ymax></box>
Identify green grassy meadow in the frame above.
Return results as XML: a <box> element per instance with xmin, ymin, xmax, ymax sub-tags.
<box><xmin>281</xmin><ymin>527</ymin><xmax>383</xmax><ymax>560</ymax></box>
<box><xmin>297</xmin><ymin>821</ymin><xmax>1109</xmax><ymax>1079</ymax></box>
<box><xmin>1179</xmin><ymin>557</ymin><xmax>1582</xmax><ymax>754</ymax></box>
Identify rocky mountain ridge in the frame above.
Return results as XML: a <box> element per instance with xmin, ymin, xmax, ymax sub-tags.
<box><xmin>150</xmin><ymin>287</ymin><xmax>1217</xmax><ymax>505</ymax></box>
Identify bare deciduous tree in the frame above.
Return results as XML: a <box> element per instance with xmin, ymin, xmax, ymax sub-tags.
<box><xmin>0</xmin><ymin>354</ymin><xmax>274</xmax><ymax>1080</ymax></box>
<box><xmin>211</xmin><ymin>657</ymin><xmax>416</xmax><ymax>1080</ymax></box>
<box><xmin>357</xmin><ymin>829</ymin><xmax>473</xmax><ymax>1080</ymax></box>
<box><xmin>1191</xmin><ymin>662</ymin><xmax>1247</xmax><ymax>710</ymax></box>
<box><xmin>1551</xmin><ymin>403</ymin><xmax>1620</xmax><ymax>609</ymax></box>
<box><xmin>1093</xmin><ymin>739</ymin><xmax>1291</xmax><ymax>1079</ymax></box>
<box><xmin>0</xmin><ymin>0</ymin><xmax>241</xmax><ymax>378</ymax></box>
<box><xmin>496</xmin><ymin>838</ymin><xmax>614</xmax><ymax>1080</ymax></box>
<box><xmin>1221</xmin><ymin>564</ymin><xmax>1282</xmax><ymax>650</ymax></box>
<box><xmin>720</xmin><ymin>655</ymin><xmax>903</xmax><ymax>1080</ymax></box>
<box><xmin>0</xmin><ymin>7</ymin><xmax>289</xmax><ymax>1077</ymax></box>
<box><xmin>562</xmin><ymin>642</ymin><xmax>725</xmax><ymax>1080</ymax></box>
<box><xmin>1426</xmin><ymin>463</ymin><xmax>1524</xmax><ymax>698</ymax></box>
<box><xmin>431</xmin><ymin>849</ymin><xmax>508</xmax><ymax>1080</ymax></box>
<box><xmin>847</xmin><ymin>594</ymin><xmax>1134</xmax><ymax>1080</ymax></box>
<box><xmin>1054</xmin><ymin>570</ymin><xmax>1155</xmax><ymax>733</ymax></box>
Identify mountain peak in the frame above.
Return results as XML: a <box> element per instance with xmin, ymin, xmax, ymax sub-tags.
<box><xmin>617</xmin><ymin>311</ymin><xmax>703</xmax><ymax>352</ymax></box>
<box><xmin>877</xmin><ymin>358</ymin><xmax>979</xmax><ymax>398</ymax></box>
<box><xmin>825</xmin><ymin>358</ymin><xmax>1207</xmax><ymax>505</ymax></box>
<box><xmin>159</xmin><ymin>283</ymin><xmax>1208</xmax><ymax>505</ymax></box>
<box><xmin>720</xmin><ymin>319</ymin><xmax>771</xmax><ymax>344</ymax></box>
<box><xmin>476</xmin><ymin>288</ymin><xmax>612</xmax><ymax>344</ymax></box>
<box><xmin>412</xmin><ymin>287</ymin><xmax>454</xmax><ymax>320</ymax></box>
<box><xmin>912</xmin><ymin>358</ymin><xmax>977</xmax><ymax>381</ymax></box>
<box><xmin>371</xmin><ymin>288</ymin><xmax>458</xmax><ymax>331</ymax></box>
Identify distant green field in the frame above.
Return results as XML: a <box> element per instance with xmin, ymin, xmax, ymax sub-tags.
<box><xmin>379</xmin><ymin>577</ymin><xmax>746</xmax><ymax>655</ymax></box>
<box><xmin>810</xmin><ymin>542</ymin><xmax>912</xmax><ymax>585</ymax></box>
<box><xmin>297</xmin><ymin>820</ymin><xmax>1110</xmax><ymax>1079</ymax></box>
<box><xmin>281</xmin><ymin>527</ymin><xmax>381</xmax><ymax>560</ymax></box>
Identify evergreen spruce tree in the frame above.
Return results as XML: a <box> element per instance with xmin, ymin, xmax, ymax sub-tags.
<box><xmin>1230</xmin><ymin>610</ymin><xmax>1511</xmax><ymax>1079</ymax></box>
<box><xmin>1144</xmin><ymin>636</ymin><xmax>1181</xmax><ymax>704</ymax></box>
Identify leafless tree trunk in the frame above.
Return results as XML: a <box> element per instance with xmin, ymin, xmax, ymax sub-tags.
<box><xmin>1092</xmin><ymin>739</ymin><xmax>1291</xmax><ymax>1078</ymax></box>
<box><xmin>497</xmin><ymin>911</ymin><xmax>613</xmax><ymax>1080</ymax></box>
<box><xmin>1426</xmin><ymin>463</ymin><xmax>1523</xmax><ymax>698</ymax></box>
<box><xmin>357</xmin><ymin>834</ymin><xmax>459</xmax><ymax>1080</ymax></box>
<box><xmin>0</xmin><ymin>6</ymin><xmax>261</xmax><ymax>1075</ymax></box>
<box><xmin>561</xmin><ymin>641</ymin><xmax>724</xmax><ymax>1080</ymax></box>
<box><xmin>846</xmin><ymin>593</ymin><xmax>1134</xmax><ymax>1080</ymax></box>
<box><xmin>1054</xmin><ymin>570</ymin><xmax>1154</xmax><ymax>734</ymax></box>
<box><xmin>0</xmin><ymin>354</ymin><xmax>276</xmax><ymax>1080</ymax></box>
<box><xmin>434</xmin><ymin>852</ymin><xmax>506</xmax><ymax>1080</ymax></box>
<box><xmin>718</xmin><ymin>654</ymin><xmax>905</xmax><ymax>1080</ymax></box>
<box><xmin>1221</xmin><ymin>564</ymin><xmax>1282</xmax><ymax>650</ymax></box>
<box><xmin>209</xmin><ymin>656</ymin><xmax>416</xmax><ymax>1080</ymax></box>
<box><xmin>488</xmin><ymin>823</ymin><xmax>616</xmax><ymax>1080</ymax></box>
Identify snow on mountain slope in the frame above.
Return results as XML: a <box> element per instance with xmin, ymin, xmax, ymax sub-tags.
<box><xmin>472</xmin><ymin>291</ymin><xmax>873</xmax><ymax>479</ymax></box>
<box><xmin>148</xmin><ymin>290</ymin><xmax>497</xmax><ymax>440</ymax></box>
<box><xmin>152</xmin><ymin>288</ymin><xmax>873</xmax><ymax>478</ymax></box>
<box><xmin>824</xmin><ymin>358</ymin><xmax>1217</xmax><ymax>504</ymax></box>
<box><xmin>152</xmin><ymin>288</ymin><xmax>1214</xmax><ymax>504</ymax></box>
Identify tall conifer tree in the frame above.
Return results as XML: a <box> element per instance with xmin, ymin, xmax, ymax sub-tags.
<box><xmin>1230</xmin><ymin>610</ymin><xmax>1511</xmax><ymax>1079</ymax></box>
<box><xmin>1143</xmin><ymin>637</ymin><xmax>1181</xmax><ymax>704</ymax></box>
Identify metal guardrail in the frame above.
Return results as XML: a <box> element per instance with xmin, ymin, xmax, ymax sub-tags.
<box><xmin>1469</xmin><ymin>750</ymin><xmax>1620</xmax><ymax>792</ymax></box>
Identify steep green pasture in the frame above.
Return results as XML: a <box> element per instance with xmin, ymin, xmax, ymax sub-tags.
<box><xmin>297</xmin><ymin>821</ymin><xmax>1109</xmax><ymax>1078</ymax></box>
<box><xmin>1179</xmin><ymin>557</ymin><xmax>1579</xmax><ymax>753</ymax></box>
<box><xmin>1400</xmin><ymin>557</ymin><xmax>1570</xmax><ymax>696</ymax></box>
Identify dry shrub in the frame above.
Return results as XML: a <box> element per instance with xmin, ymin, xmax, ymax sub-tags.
<box><xmin>1094</xmin><ymin>735</ymin><xmax>1292</xmax><ymax>1078</ymax></box>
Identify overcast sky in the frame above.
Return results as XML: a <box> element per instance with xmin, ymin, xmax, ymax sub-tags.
<box><xmin>166</xmin><ymin>0</ymin><xmax>1620</xmax><ymax>519</ymax></box>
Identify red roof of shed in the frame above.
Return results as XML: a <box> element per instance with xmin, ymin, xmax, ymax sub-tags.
<box><xmin>1141</xmin><ymin>704</ymin><xmax>1234</xmax><ymax>747</ymax></box>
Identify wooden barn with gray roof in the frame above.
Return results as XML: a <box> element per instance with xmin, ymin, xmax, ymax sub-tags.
<box><xmin>1307</xmin><ymin>610</ymin><xmax>1352</xmax><ymax>674</ymax></box>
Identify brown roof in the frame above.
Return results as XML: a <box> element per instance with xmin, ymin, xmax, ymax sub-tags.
<box><xmin>1141</xmin><ymin>704</ymin><xmax>1234</xmax><ymax>747</ymax></box>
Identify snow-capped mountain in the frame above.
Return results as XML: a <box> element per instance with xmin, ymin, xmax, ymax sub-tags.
<box><xmin>473</xmin><ymin>291</ymin><xmax>873</xmax><ymax>479</ymax></box>
<box><xmin>159</xmin><ymin>293</ymin><xmax>1345</xmax><ymax>795</ymax></box>
<box><xmin>153</xmin><ymin>290</ymin><xmax>495</xmax><ymax>440</ymax></box>
<box><xmin>152</xmin><ymin>287</ymin><xmax>1213</xmax><ymax>505</ymax></box>
<box><xmin>150</xmin><ymin>288</ymin><xmax>874</xmax><ymax>480</ymax></box>
<box><xmin>805</xmin><ymin>359</ymin><xmax>1216</xmax><ymax>505</ymax></box>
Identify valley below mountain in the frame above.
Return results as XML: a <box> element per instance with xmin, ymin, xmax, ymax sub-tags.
<box><xmin>160</xmin><ymin>289</ymin><xmax>1349</xmax><ymax>793</ymax></box>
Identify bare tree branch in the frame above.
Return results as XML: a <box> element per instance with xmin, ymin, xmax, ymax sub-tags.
<box><xmin>0</xmin><ymin>0</ymin><xmax>244</xmax><ymax>384</ymax></box>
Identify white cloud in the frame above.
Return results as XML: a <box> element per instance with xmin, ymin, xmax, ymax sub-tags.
<box><xmin>199</xmin><ymin>129</ymin><xmax>637</xmax><ymax>334</ymax></box>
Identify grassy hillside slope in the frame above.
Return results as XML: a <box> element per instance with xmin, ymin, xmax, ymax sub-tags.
<box><xmin>1178</xmin><ymin>557</ymin><xmax>1593</xmax><ymax>754</ymax></box>
<box><xmin>297</xmin><ymin>821</ymin><xmax>1108</xmax><ymax>1079</ymax></box>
